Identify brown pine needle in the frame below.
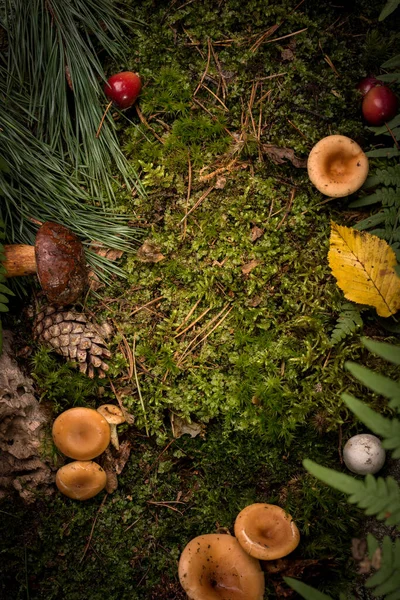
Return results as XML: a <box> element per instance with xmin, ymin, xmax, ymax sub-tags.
<box><xmin>133</xmin><ymin>333</ymin><xmax>149</xmax><ymax>436</ymax></box>
<box><xmin>265</xmin><ymin>27</ymin><xmax>308</xmax><ymax>45</ymax></box>
<box><xmin>179</xmin><ymin>305</ymin><xmax>234</xmax><ymax>366</ymax></box>
<box><xmin>179</xmin><ymin>186</ymin><xmax>214</xmax><ymax>224</ymax></box>
<box><xmin>202</xmin><ymin>84</ymin><xmax>229</xmax><ymax>111</ymax></box>
<box><xmin>174</xmin><ymin>307</ymin><xmax>213</xmax><ymax>338</ymax></box>
<box><xmin>175</xmin><ymin>298</ymin><xmax>201</xmax><ymax>332</ymax></box>
<box><xmin>96</xmin><ymin>101</ymin><xmax>112</xmax><ymax>138</ymax></box>
<box><xmin>80</xmin><ymin>493</ymin><xmax>108</xmax><ymax>562</ymax></box>
<box><xmin>175</xmin><ymin>304</ymin><xmax>230</xmax><ymax>365</ymax></box>
<box><xmin>129</xmin><ymin>296</ymin><xmax>164</xmax><ymax>317</ymax></box>
<box><xmin>183</xmin><ymin>154</ymin><xmax>192</xmax><ymax>238</ymax></box>
<box><xmin>194</xmin><ymin>38</ymin><xmax>212</xmax><ymax>97</ymax></box>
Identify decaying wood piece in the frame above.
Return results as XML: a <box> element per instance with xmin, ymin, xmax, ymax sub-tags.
<box><xmin>0</xmin><ymin>331</ymin><xmax>54</xmax><ymax>502</ymax></box>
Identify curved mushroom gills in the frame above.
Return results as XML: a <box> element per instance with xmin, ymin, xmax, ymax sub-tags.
<box><xmin>52</xmin><ymin>407</ymin><xmax>111</xmax><ymax>460</ymax></box>
<box><xmin>307</xmin><ymin>135</ymin><xmax>369</xmax><ymax>198</ymax></box>
<box><xmin>234</xmin><ymin>503</ymin><xmax>300</xmax><ymax>560</ymax></box>
<box><xmin>56</xmin><ymin>461</ymin><xmax>107</xmax><ymax>500</ymax></box>
<box><xmin>178</xmin><ymin>534</ymin><xmax>264</xmax><ymax>600</ymax></box>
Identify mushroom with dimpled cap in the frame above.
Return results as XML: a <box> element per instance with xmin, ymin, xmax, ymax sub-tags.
<box><xmin>307</xmin><ymin>135</ymin><xmax>369</xmax><ymax>198</ymax></box>
<box><xmin>2</xmin><ymin>221</ymin><xmax>88</xmax><ymax>305</ymax></box>
<box><xmin>56</xmin><ymin>461</ymin><xmax>107</xmax><ymax>500</ymax></box>
<box><xmin>178</xmin><ymin>533</ymin><xmax>265</xmax><ymax>600</ymax></box>
<box><xmin>52</xmin><ymin>407</ymin><xmax>111</xmax><ymax>460</ymax></box>
<box><xmin>234</xmin><ymin>503</ymin><xmax>300</xmax><ymax>560</ymax></box>
<box><xmin>97</xmin><ymin>404</ymin><xmax>126</xmax><ymax>450</ymax></box>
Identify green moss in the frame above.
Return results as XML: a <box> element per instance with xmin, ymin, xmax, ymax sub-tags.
<box><xmin>2</xmin><ymin>1</ymin><xmax>400</xmax><ymax>599</ymax></box>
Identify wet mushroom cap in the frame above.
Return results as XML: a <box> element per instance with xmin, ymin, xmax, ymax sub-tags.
<box><xmin>52</xmin><ymin>407</ymin><xmax>111</xmax><ymax>460</ymax></box>
<box><xmin>234</xmin><ymin>503</ymin><xmax>300</xmax><ymax>560</ymax></box>
<box><xmin>35</xmin><ymin>221</ymin><xmax>88</xmax><ymax>305</ymax></box>
<box><xmin>56</xmin><ymin>461</ymin><xmax>107</xmax><ymax>500</ymax></box>
<box><xmin>178</xmin><ymin>533</ymin><xmax>265</xmax><ymax>600</ymax></box>
<box><xmin>307</xmin><ymin>135</ymin><xmax>369</xmax><ymax>198</ymax></box>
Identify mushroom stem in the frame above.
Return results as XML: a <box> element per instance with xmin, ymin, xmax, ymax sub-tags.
<box><xmin>3</xmin><ymin>245</ymin><xmax>37</xmax><ymax>277</ymax></box>
<box><xmin>109</xmin><ymin>424</ymin><xmax>120</xmax><ymax>450</ymax></box>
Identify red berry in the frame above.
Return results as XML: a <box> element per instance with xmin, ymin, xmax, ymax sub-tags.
<box><xmin>362</xmin><ymin>85</ymin><xmax>398</xmax><ymax>126</ymax></box>
<box><xmin>356</xmin><ymin>76</ymin><xmax>380</xmax><ymax>97</ymax></box>
<box><xmin>104</xmin><ymin>71</ymin><xmax>141</xmax><ymax>109</ymax></box>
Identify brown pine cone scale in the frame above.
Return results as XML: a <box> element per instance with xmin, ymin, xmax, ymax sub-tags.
<box><xmin>34</xmin><ymin>305</ymin><xmax>111</xmax><ymax>378</ymax></box>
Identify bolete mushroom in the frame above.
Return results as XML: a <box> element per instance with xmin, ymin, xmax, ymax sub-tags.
<box><xmin>234</xmin><ymin>503</ymin><xmax>300</xmax><ymax>560</ymax></box>
<box><xmin>52</xmin><ymin>407</ymin><xmax>111</xmax><ymax>460</ymax></box>
<box><xmin>56</xmin><ymin>460</ymin><xmax>107</xmax><ymax>500</ymax></box>
<box><xmin>97</xmin><ymin>404</ymin><xmax>126</xmax><ymax>450</ymax></box>
<box><xmin>307</xmin><ymin>135</ymin><xmax>369</xmax><ymax>197</ymax></box>
<box><xmin>2</xmin><ymin>221</ymin><xmax>88</xmax><ymax>305</ymax></box>
<box><xmin>178</xmin><ymin>533</ymin><xmax>265</xmax><ymax>600</ymax></box>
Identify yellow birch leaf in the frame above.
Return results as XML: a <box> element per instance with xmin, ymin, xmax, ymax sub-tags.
<box><xmin>328</xmin><ymin>222</ymin><xmax>400</xmax><ymax>317</ymax></box>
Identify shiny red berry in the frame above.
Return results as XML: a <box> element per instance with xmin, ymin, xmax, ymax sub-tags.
<box><xmin>362</xmin><ymin>85</ymin><xmax>398</xmax><ymax>126</ymax></box>
<box><xmin>104</xmin><ymin>71</ymin><xmax>141</xmax><ymax>109</ymax></box>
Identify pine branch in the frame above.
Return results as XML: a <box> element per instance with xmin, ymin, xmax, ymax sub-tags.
<box><xmin>1</xmin><ymin>0</ymin><xmax>145</xmax><ymax>203</ymax></box>
<box><xmin>331</xmin><ymin>302</ymin><xmax>363</xmax><ymax>345</ymax></box>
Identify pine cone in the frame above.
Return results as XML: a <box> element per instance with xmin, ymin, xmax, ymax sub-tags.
<box><xmin>33</xmin><ymin>305</ymin><xmax>111</xmax><ymax>378</ymax></box>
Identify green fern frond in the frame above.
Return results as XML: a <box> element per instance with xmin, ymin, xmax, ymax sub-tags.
<box><xmin>380</xmin><ymin>0</ymin><xmax>400</xmax><ymax>21</ymax></box>
<box><xmin>304</xmin><ymin>461</ymin><xmax>400</xmax><ymax>526</ymax></box>
<box><xmin>366</xmin><ymin>537</ymin><xmax>400</xmax><ymax>598</ymax></box>
<box><xmin>344</xmin><ymin>363</ymin><xmax>400</xmax><ymax>410</ymax></box>
<box><xmin>361</xmin><ymin>338</ymin><xmax>400</xmax><ymax>366</ymax></box>
<box><xmin>365</xmin><ymin>148</ymin><xmax>400</xmax><ymax>159</ymax></box>
<box><xmin>342</xmin><ymin>394</ymin><xmax>400</xmax><ymax>457</ymax></box>
<box><xmin>368</xmin><ymin>115</ymin><xmax>400</xmax><ymax>136</ymax></box>
<box><xmin>350</xmin><ymin>187</ymin><xmax>400</xmax><ymax>209</ymax></box>
<box><xmin>331</xmin><ymin>303</ymin><xmax>363</xmax><ymax>345</ymax></box>
<box><xmin>283</xmin><ymin>577</ymin><xmax>334</xmax><ymax>600</ymax></box>
<box><xmin>364</xmin><ymin>165</ymin><xmax>400</xmax><ymax>189</ymax></box>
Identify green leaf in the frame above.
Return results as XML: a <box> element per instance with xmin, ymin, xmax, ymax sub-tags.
<box><xmin>283</xmin><ymin>578</ymin><xmax>333</xmax><ymax>600</ymax></box>
<box><xmin>353</xmin><ymin>212</ymin><xmax>386</xmax><ymax>231</ymax></box>
<box><xmin>331</xmin><ymin>303</ymin><xmax>363</xmax><ymax>345</ymax></box>
<box><xmin>379</xmin><ymin>0</ymin><xmax>400</xmax><ymax>21</ymax></box>
<box><xmin>344</xmin><ymin>363</ymin><xmax>400</xmax><ymax>409</ymax></box>
<box><xmin>382</xmin><ymin>53</ymin><xmax>400</xmax><ymax>68</ymax></box>
<box><xmin>361</xmin><ymin>337</ymin><xmax>400</xmax><ymax>365</ymax></box>
<box><xmin>0</xmin><ymin>284</ymin><xmax>14</xmax><ymax>296</ymax></box>
<box><xmin>342</xmin><ymin>393</ymin><xmax>400</xmax><ymax>455</ymax></box>
<box><xmin>0</xmin><ymin>294</ymin><xmax>10</xmax><ymax>304</ymax></box>
<box><xmin>365</xmin><ymin>147</ymin><xmax>400</xmax><ymax>158</ymax></box>
<box><xmin>0</xmin><ymin>304</ymin><xmax>9</xmax><ymax>313</ymax></box>
<box><xmin>367</xmin><ymin>533</ymin><xmax>379</xmax><ymax>559</ymax></box>
<box><xmin>368</xmin><ymin>114</ymin><xmax>400</xmax><ymax>135</ymax></box>
<box><xmin>377</xmin><ymin>73</ymin><xmax>400</xmax><ymax>82</ymax></box>
<box><xmin>303</xmin><ymin>460</ymin><xmax>362</xmax><ymax>495</ymax></box>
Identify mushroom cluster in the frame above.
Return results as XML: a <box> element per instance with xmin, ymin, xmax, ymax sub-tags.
<box><xmin>52</xmin><ymin>405</ymin><xmax>126</xmax><ymax>500</ymax></box>
<box><xmin>178</xmin><ymin>503</ymin><xmax>300</xmax><ymax>599</ymax></box>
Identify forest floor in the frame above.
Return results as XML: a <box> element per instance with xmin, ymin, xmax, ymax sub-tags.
<box><xmin>1</xmin><ymin>1</ymin><xmax>400</xmax><ymax>599</ymax></box>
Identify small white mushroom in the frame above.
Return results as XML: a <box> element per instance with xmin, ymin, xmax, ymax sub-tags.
<box><xmin>343</xmin><ymin>434</ymin><xmax>386</xmax><ymax>475</ymax></box>
<box><xmin>97</xmin><ymin>404</ymin><xmax>126</xmax><ymax>450</ymax></box>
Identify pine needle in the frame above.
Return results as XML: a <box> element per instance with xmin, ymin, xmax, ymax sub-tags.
<box><xmin>133</xmin><ymin>334</ymin><xmax>149</xmax><ymax>436</ymax></box>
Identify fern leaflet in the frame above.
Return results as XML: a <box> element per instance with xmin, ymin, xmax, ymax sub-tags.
<box><xmin>366</xmin><ymin>537</ymin><xmax>400</xmax><ymax>598</ymax></box>
<box><xmin>304</xmin><ymin>461</ymin><xmax>400</xmax><ymax>526</ymax></box>
<box><xmin>344</xmin><ymin>363</ymin><xmax>400</xmax><ymax>410</ymax></box>
<box><xmin>331</xmin><ymin>303</ymin><xmax>363</xmax><ymax>345</ymax></box>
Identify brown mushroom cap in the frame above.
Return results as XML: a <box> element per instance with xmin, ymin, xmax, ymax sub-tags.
<box><xmin>56</xmin><ymin>461</ymin><xmax>107</xmax><ymax>500</ymax></box>
<box><xmin>52</xmin><ymin>407</ymin><xmax>111</xmax><ymax>460</ymax></box>
<box><xmin>35</xmin><ymin>222</ymin><xmax>88</xmax><ymax>305</ymax></box>
<box><xmin>178</xmin><ymin>533</ymin><xmax>265</xmax><ymax>600</ymax></box>
<box><xmin>307</xmin><ymin>135</ymin><xmax>369</xmax><ymax>198</ymax></box>
<box><xmin>234</xmin><ymin>503</ymin><xmax>300</xmax><ymax>560</ymax></box>
<box><xmin>97</xmin><ymin>404</ymin><xmax>125</xmax><ymax>425</ymax></box>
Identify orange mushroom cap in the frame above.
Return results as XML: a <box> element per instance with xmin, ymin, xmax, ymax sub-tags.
<box><xmin>56</xmin><ymin>461</ymin><xmax>107</xmax><ymax>500</ymax></box>
<box><xmin>178</xmin><ymin>533</ymin><xmax>265</xmax><ymax>600</ymax></box>
<box><xmin>52</xmin><ymin>407</ymin><xmax>111</xmax><ymax>460</ymax></box>
<box><xmin>307</xmin><ymin>135</ymin><xmax>369</xmax><ymax>198</ymax></box>
<box><xmin>234</xmin><ymin>503</ymin><xmax>300</xmax><ymax>560</ymax></box>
